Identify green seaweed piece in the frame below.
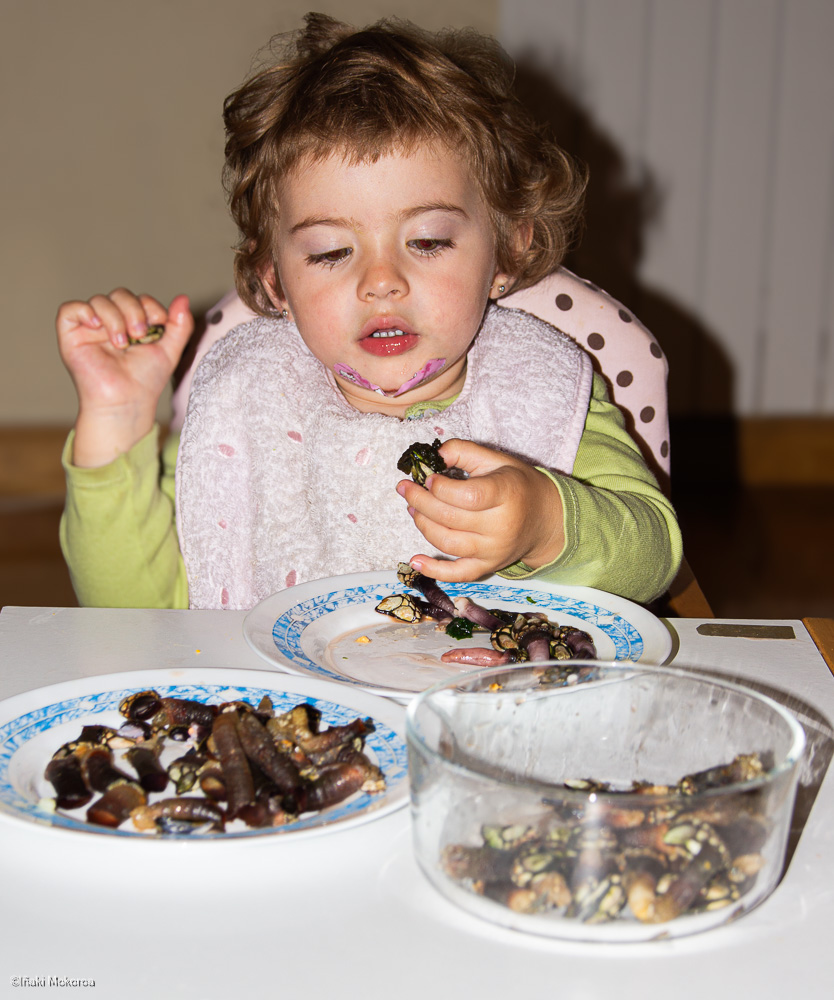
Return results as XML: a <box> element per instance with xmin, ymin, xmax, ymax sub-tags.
<box><xmin>445</xmin><ymin>617</ymin><xmax>475</xmax><ymax>640</ymax></box>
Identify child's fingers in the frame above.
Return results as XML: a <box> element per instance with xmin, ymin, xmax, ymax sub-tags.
<box><xmin>399</xmin><ymin>479</ymin><xmax>485</xmax><ymax>535</ymax></box>
<box><xmin>397</xmin><ymin>469</ymin><xmax>498</xmax><ymax>512</ymax></box>
<box><xmin>165</xmin><ymin>293</ymin><xmax>192</xmax><ymax>327</ymax></box>
<box><xmin>436</xmin><ymin>438</ymin><xmax>510</xmax><ymax>477</ymax></box>
<box><xmin>407</xmin><ymin>501</ymin><xmax>485</xmax><ymax>560</ymax></box>
<box><xmin>107</xmin><ymin>291</ymin><xmax>194</xmax><ymax>372</ymax></box>
<box><xmin>422</xmin><ymin>470</ymin><xmax>504</xmax><ymax>512</ymax></box>
<box><xmin>56</xmin><ymin>290</ymin><xmax>165</xmax><ymax>350</ymax></box>
<box><xmin>399</xmin><ymin>464</ymin><xmax>517</xmax><ymax>521</ymax></box>
<box><xmin>82</xmin><ymin>294</ymin><xmax>129</xmax><ymax>349</ymax></box>
<box><xmin>151</xmin><ymin>294</ymin><xmax>194</xmax><ymax>365</ymax></box>
<box><xmin>86</xmin><ymin>291</ymin><xmax>140</xmax><ymax>350</ymax></box>
<box><xmin>407</xmin><ymin>553</ymin><xmax>492</xmax><ymax>583</ymax></box>
<box><xmin>55</xmin><ymin>300</ymin><xmax>104</xmax><ymax>336</ymax></box>
<box><xmin>108</xmin><ymin>287</ymin><xmax>171</xmax><ymax>348</ymax></box>
<box><xmin>136</xmin><ymin>293</ymin><xmax>170</xmax><ymax>326</ymax></box>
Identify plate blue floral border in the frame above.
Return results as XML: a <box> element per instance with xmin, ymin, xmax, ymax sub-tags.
<box><xmin>272</xmin><ymin>582</ymin><xmax>644</xmax><ymax>684</ymax></box>
<box><xmin>0</xmin><ymin>683</ymin><xmax>408</xmax><ymax>838</ymax></box>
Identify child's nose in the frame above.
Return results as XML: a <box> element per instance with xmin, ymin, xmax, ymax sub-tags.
<box><xmin>358</xmin><ymin>258</ymin><xmax>409</xmax><ymax>301</ymax></box>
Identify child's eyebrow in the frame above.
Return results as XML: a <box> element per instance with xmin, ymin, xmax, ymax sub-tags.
<box><xmin>289</xmin><ymin>203</ymin><xmax>469</xmax><ymax>236</ymax></box>
<box><xmin>400</xmin><ymin>202</ymin><xmax>469</xmax><ymax>222</ymax></box>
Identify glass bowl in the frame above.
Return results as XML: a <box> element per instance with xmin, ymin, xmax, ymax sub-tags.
<box><xmin>406</xmin><ymin>661</ymin><xmax>805</xmax><ymax>942</ymax></box>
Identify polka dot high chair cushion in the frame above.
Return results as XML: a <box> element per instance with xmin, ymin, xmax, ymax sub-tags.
<box><xmin>171</xmin><ymin>268</ymin><xmax>670</xmax><ymax>479</ymax></box>
<box><xmin>502</xmin><ymin>268</ymin><xmax>669</xmax><ymax>480</ymax></box>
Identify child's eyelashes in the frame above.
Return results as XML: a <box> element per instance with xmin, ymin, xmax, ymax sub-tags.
<box><xmin>408</xmin><ymin>238</ymin><xmax>455</xmax><ymax>257</ymax></box>
<box><xmin>305</xmin><ymin>238</ymin><xmax>456</xmax><ymax>268</ymax></box>
<box><xmin>306</xmin><ymin>248</ymin><xmax>352</xmax><ymax>268</ymax></box>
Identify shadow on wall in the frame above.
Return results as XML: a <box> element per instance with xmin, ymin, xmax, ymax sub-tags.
<box><xmin>512</xmin><ymin>57</ymin><xmax>739</xmax><ymax>488</ymax></box>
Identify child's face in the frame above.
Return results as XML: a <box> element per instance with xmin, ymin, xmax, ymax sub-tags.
<box><xmin>269</xmin><ymin>144</ymin><xmax>509</xmax><ymax>413</ymax></box>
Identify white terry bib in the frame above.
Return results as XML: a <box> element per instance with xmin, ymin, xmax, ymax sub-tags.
<box><xmin>176</xmin><ymin>305</ymin><xmax>593</xmax><ymax>609</ymax></box>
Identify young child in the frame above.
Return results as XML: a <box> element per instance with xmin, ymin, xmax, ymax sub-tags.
<box><xmin>56</xmin><ymin>13</ymin><xmax>681</xmax><ymax>611</ymax></box>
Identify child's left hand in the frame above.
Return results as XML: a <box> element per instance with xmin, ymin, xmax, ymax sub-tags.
<box><xmin>396</xmin><ymin>439</ymin><xmax>565</xmax><ymax>582</ymax></box>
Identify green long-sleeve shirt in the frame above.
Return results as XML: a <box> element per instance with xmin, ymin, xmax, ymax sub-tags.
<box><xmin>60</xmin><ymin>374</ymin><xmax>681</xmax><ymax>608</ymax></box>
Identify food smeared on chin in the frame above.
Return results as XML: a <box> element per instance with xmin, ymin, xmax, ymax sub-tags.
<box><xmin>397</xmin><ymin>438</ymin><xmax>468</xmax><ymax>486</ymax></box>
<box><xmin>374</xmin><ymin>562</ymin><xmax>597</xmax><ymax>672</ymax></box>
<box><xmin>333</xmin><ymin>358</ymin><xmax>446</xmax><ymax>397</ymax></box>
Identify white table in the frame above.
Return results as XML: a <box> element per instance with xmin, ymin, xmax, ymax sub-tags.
<box><xmin>1</xmin><ymin>607</ymin><xmax>832</xmax><ymax>1000</ymax></box>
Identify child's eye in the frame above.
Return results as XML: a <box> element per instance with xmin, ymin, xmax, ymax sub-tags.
<box><xmin>408</xmin><ymin>238</ymin><xmax>455</xmax><ymax>257</ymax></box>
<box><xmin>307</xmin><ymin>248</ymin><xmax>352</xmax><ymax>268</ymax></box>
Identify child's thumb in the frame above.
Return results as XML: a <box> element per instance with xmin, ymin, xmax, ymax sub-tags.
<box><xmin>167</xmin><ymin>294</ymin><xmax>193</xmax><ymax>332</ymax></box>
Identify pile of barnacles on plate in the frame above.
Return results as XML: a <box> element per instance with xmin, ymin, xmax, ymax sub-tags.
<box><xmin>43</xmin><ymin>691</ymin><xmax>384</xmax><ymax>835</ymax></box>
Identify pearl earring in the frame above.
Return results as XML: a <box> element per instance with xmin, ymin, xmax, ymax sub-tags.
<box><xmin>281</xmin><ymin>308</ymin><xmax>288</xmax><ymax>319</ymax></box>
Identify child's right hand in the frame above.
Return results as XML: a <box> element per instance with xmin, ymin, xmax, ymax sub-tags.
<box><xmin>56</xmin><ymin>289</ymin><xmax>193</xmax><ymax>467</ymax></box>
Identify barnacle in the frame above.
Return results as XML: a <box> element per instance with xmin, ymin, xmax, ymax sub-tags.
<box><xmin>127</xmin><ymin>324</ymin><xmax>164</xmax><ymax>346</ymax></box>
<box><xmin>443</xmin><ymin>752</ymin><xmax>768</xmax><ymax>925</ymax></box>
<box><xmin>397</xmin><ymin>439</ymin><xmax>448</xmax><ymax>485</ymax></box>
<box><xmin>375</xmin><ymin>594</ymin><xmax>421</xmax><ymax>623</ymax></box>
<box><xmin>397</xmin><ymin>439</ymin><xmax>468</xmax><ymax>486</ymax></box>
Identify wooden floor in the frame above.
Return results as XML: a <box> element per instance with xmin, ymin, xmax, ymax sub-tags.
<box><xmin>1</xmin><ymin>487</ymin><xmax>831</xmax><ymax>618</ymax></box>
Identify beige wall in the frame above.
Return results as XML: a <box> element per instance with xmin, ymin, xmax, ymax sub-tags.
<box><xmin>0</xmin><ymin>0</ymin><xmax>496</xmax><ymax>425</ymax></box>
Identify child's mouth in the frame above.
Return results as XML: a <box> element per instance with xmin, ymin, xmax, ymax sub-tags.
<box><xmin>359</xmin><ymin>328</ymin><xmax>418</xmax><ymax>356</ymax></box>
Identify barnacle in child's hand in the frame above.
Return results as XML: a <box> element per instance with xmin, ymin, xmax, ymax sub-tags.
<box><xmin>397</xmin><ymin>439</ymin><xmax>468</xmax><ymax>486</ymax></box>
<box><xmin>127</xmin><ymin>324</ymin><xmax>165</xmax><ymax>346</ymax></box>
<box><xmin>397</xmin><ymin>439</ymin><xmax>446</xmax><ymax>485</ymax></box>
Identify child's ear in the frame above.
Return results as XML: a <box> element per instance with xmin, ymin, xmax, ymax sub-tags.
<box><xmin>489</xmin><ymin>221</ymin><xmax>534</xmax><ymax>299</ymax></box>
<box><xmin>260</xmin><ymin>266</ymin><xmax>291</xmax><ymax>317</ymax></box>
<box><xmin>489</xmin><ymin>274</ymin><xmax>512</xmax><ymax>300</ymax></box>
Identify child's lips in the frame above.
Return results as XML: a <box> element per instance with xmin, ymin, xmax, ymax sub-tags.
<box><xmin>358</xmin><ymin>317</ymin><xmax>418</xmax><ymax>356</ymax></box>
<box><xmin>359</xmin><ymin>331</ymin><xmax>418</xmax><ymax>356</ymax></box>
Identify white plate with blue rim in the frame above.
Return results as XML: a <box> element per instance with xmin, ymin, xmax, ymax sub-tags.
<box><xmin>243</xmin><ymin>572</ymin><xmax>673</xmax><ymax>701</ymax></box>
<box><xmin>0</xmin><ymin>668</ymin><xmax>408</xmax><ymax>839</ymax></box>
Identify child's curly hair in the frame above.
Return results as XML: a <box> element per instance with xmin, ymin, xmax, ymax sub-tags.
<box><xmin>223</xmin><ymin>12</ymin><xmax>587</xmax><ymax>316</ymax></box>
